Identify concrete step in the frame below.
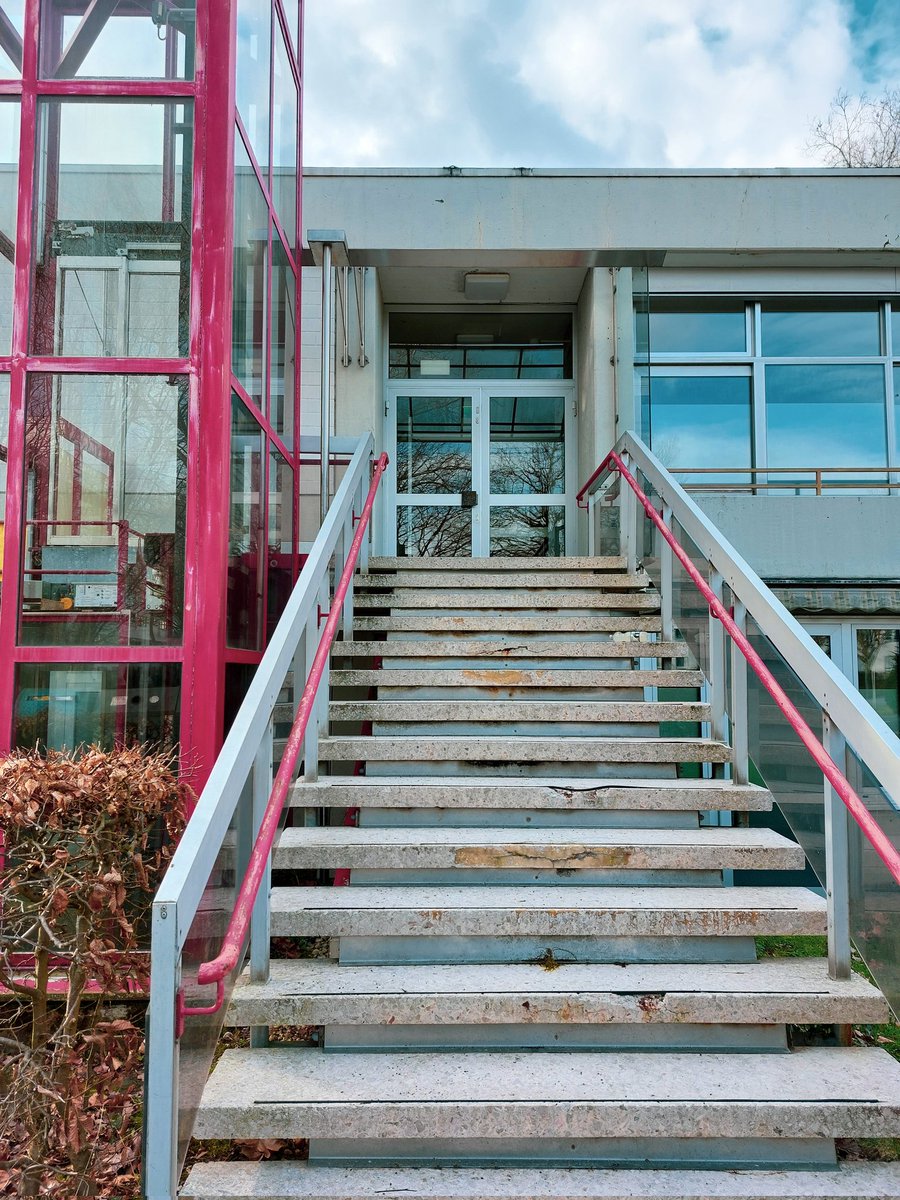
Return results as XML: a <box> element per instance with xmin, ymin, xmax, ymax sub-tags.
<box><xmin>226</xmin><ymin>958</ymin><xmax>888</xmax><ymax>1028</ymax></box>
<box><xmin>183</xmin><ymin>1161</ymin><xmax>900</xmax><ymax>1200</ymax></box>
<box><xmin>358</xmin><ymin>571</ymin><xmax>650</xmax><ymax>589</ymax></box>
<box><xmin>288</xmin><ymin>777</ymin><xmax>773</xmax><ymax>812</ymax></box>
<box><xmin>193</xmin><ymin>1046</ymin><xmax>899</xmax><ymax>1141</ymax></box>
<box><xmin>317</xmin><ymin>735</ymin><xmax>731</xmax><ymax>764</ymax></box>
<box><xmin>355</xmin><ymin>615</ymin><xmax>664</xmax><ymax>633</ymax></box>
<box><xmin>272</xmin><ymin>826</ymin><xmax>803</xmax><ymax>872</ymax></box>
<box><xmin>329</xmin><ymin>700</ymin><xmax>711</xmax><ymax>724</ymax></box>
<box><xmin>354</xmin><ymin>593</ymin><xmax>660</xmax><ymax>611</ymax></box>
<box><xmin>269</xmin><ymin>885</ymin><xmax>826</xmax><ymax>939</ymax></box>
<box><xmin>333</xmin><ymin>639</ymin><xmax>689</xmax><ymax>659</ymax></box>
<box><xmin>331</xmin><ymin>669</ymin><xmax>703</xmax><ymax>689</ymax></box>
<box><xmin>368</xmin><ymin>556</ymin><xmax>628</xmax><ymax>571</ymax></box>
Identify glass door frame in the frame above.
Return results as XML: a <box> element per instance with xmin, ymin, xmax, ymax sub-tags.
<box><xmin>383</xmin><ymin>379</ymin><xmax>577</xmax><ymax>557</ymax></box>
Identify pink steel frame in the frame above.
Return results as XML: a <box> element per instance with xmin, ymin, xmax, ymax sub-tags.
<box><xmin>0</xmin><ymin>2</ymin><xmax>304</xmax><ymax>796</ymax></box>
<box><xmin>578</xmin><ymin>450</ymin><xmax>900</xmax><ymax>887</ymax></box>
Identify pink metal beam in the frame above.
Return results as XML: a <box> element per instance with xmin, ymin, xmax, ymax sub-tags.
<box><xmin>588</xmin><ymin>449</ymin><xmax>900</xmax><ymax>887</ymax></box>
<box><xmin>55</xmin><ymin>0</ymin><xmax>119</xmax><ymax>79</ymax></box>
<box><xmin>192</xmin><ymin>452</ymin><xmax>388</xmax><ymax>1002</ymax></box>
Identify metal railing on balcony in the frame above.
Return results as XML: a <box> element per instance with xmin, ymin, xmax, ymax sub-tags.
<box><xmin>670</xmin><ymin>465</ymin><xmax>900</xmax><ymax>495</ymax></box>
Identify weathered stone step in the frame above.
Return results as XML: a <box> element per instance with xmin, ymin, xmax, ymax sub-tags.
<box><xmin>368</xmin><ymin>556</ymin><xmax>628</xmax><ymax>571</ymax></box>
<box><xmin>333</xmin><ymin>639</ymin><xmax>689</xmax><ymax>659</ymax></box>
<box><xmin>355</xmin><ymin>615</ymin><xmax>663</xmax><ymax>633</ymax></box>
<box><xmin>331</xmin><ymin>669</ymin><xmax>703</xmax><ymax>688</ymax></box>
<box><xmin>182</xmin><ymin>1161</ymin><xmax>900</xmax><ymax>1200</ymax></box>
<box><xmin>358</xmin><ymin>571</ymin><xmax>649</xmax><ymax>589</ymax></box>
<box><xmin>318</xmin><ymin>735</ymin><xmax>730</xmax><ymax>764</ymax></box>
<box><xmin>272</xmin><ymin>826</ymin><xmax>802</xmax><ymax>872</ymax></box>
<box><xmin>226</xmin><ymin>958</ymin><xmax>888</xmax><ymax>1028</ymax></box>
<box><xmin>193</xmin><ymin>1046</ymin><xmax>899</xmax><ymax>1141</ymax></box>
<box><xmin>354</xmin><ymin>592</ymin><xmax>660</xmax><ymax>611</ymax></box>
<box><xmin>269</xmin><ymin>885</ymin><xmax>825</xmax><ymax>939</ymax></box>
<box><xmin>288</xmin><ymin>777</ymin><xmax>773</xmax><ymax>812</ymax></box>
<box><xmin>329</xmin><ymin>700</ymin><xmax>710</xmax><ymax>724</ymax></box>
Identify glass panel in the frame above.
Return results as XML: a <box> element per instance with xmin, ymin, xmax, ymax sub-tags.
<box><xmin>396</xmin><ymin>505</ymin><xmax>471</xmax><ymax>558</ymax></box>
<box><xmin>270</xmin><ymin>234</ymin><xmax>295</xmax><ymax>441</ymax></box>
<box><xmin>761</xmin><ymin>306</ymin><xmax>880</xmax><ymax>357</ymax></box>
<box><xmin>389</xmin><ymin>313</ymin><xmax>572</xmax><ymax>380</ymax></box>
<box><xmin>14</xmin><ymin>662</ymin><xmax>180</xmax><ymax>751</ymax></box>
<box><xmin>765</xmin><ymin>364</ymin><xmax>887</xmax><ymax>486</ymax></box>
<box><xmin>489</xmin><ymin>395</ymin><xmax>565</xmax><ymax>495</ymax></box>
<box><xmin>236</xmin><ymin>0</ymin><xmax>271</xmax><ymax>175</ymax></box>
<box><xmin>396</xmin><ymin>396</ymin><xmax>472</xmax><ymax>494</ymax></box>
<box><xmin>267</xmin><ymin>447</ymin><xmax>293</xmax><ymax>640</ymax></box>
<box><xmin>271</xmin><ymin>18</ymin><xmax>297</xmax><ymax>247</ymax></box>
<box><xmin>0</xmin><ymin>1</ymin><xmax>24</xmax><ymax>77</ymax></box>
<box><xmin>0</xmin><ymin>100</ymin><xmax>18</xmax><ymax>355</ymax></box>
<box><xmin>856</xmin><ymin>628</ymin><xmax>900</xmax><ymax>736</ymax></box>
<box><xmin>891</xmin><ymin>308</ymin><xmax>900</xmax><ymax>356</ymax></box>
<box><xmin>894</xmin><ymin>366</ymin><xmax>899</xmax><ymax>461</ymax></box>
<box><xmin>647</xmin><ymin>374</ymin><xmax>752</xmax><ymax>482</ymax></box>
<box><xmin>639</xmin><ymin>302</ymin><xmax>747</xmax><ymax>355</ymax></box>
<box><xmin>0</xmin><ymin>374</ymin><xmax>9</xmax><ymax>618</ymax></box>
<box><xmin>40</xmin><ymin>1</ymin><xmax>196</xmax><ymax>79</ymax></box>
<box><xmin>20</xmin><ymin>375</ymin><xmax>187</xmax><ymax>647</ymax></box>
<box><xmin>811</xmin><ymin>633</ymin><xmax>833</xmax><ymax>656</ymax></box>
<box><xmin>490</xmin><ymin>505</ymin><xmax>565</xmax><ymax>557</ymax></box>
<box><xmin>227</xmin><ymin>395</ymin><xmax>264</xmax><ymax>650</ymax></box>
<box><xmin>32</xmin><ymin>100</ymin><xmax>192</xmax><ymax>358</ymax></box>
<box><xmin>232</xmin><ymin>131</ymin><xmax>268</xmax><ymax>410</ymax></box>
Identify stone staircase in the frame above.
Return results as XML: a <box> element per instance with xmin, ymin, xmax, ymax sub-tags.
<box><xmin>182</xmin><ymin>556</ymin><xmax>900</xmax><ymax>1199</ymax></box>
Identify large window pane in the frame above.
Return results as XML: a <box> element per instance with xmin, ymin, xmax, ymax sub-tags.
<box><xmin>639</xmin><ymin>302</ymin><xmax>747</xmax><ymax>355</ymax></box>
<box><xmin>765</xmin><ymin>364</ymin><xmax>887</xmax><ymax>483</ymax></box>
<box><xmin>228</xmin><ymin>395</ymin><xmax>264</xmax><ymax>650</ymax></box>
<box><xmin>647</xmin><ymin>374</ymin><xmax>752</xmax><ymax>482</ymax></box>
<box><xmin>272</xmin><ymin>18</ymin><xmax>297</xmax><ymax>247</ymax></box>
<box><xmin>270</xmin><ymin>235</ymin><xmax>295</xmax><ymax>441</ymax></box>
<box><xmin>490</xmin><ymin>505</ymin><xmax>565</xmax><ymax>557</ymax></box>
<box><xmin>490</xmin><ymin>395</ymin><xmax>565</xmax><ymax>495</ymax></box>
<box><xmin>236</xmin><ymin>0</ymin><xmax>271</xmax><ymax>175</ymax></box>
<box><xmin>856</xmin><ymin>629</ymin><xmax>900</xmax><ymax>737</ymax></box>
<box><xmin>396</xmin><ymin>396</ymin><xmax>472</xmax><ymax>494</ymax></box>
<box><xmin>267</xmin><ymin>448</ymin><xmax>293</xmax><ymax>639</ymax></box>
<box><xmin>232</xmin><ymin>132</ymin><xmax>268</xmax><ymax>410</ymax></box>
<box><xmin>32</xmin><ymin>101</ymin><xmax>192</xmax><ymax>358</ymax></box>
<box><xmin>396</xmin><ymin>505</ymin><xmax>471</xmax><ymax>558</ymax></box>
<box><xmin>40</xmin><ymin>1</ymin><xmax>196</xmax><ymax>79</ymax></box>
<box><xmin>891</xmin><ymin>307</ymin><xmax>900</xmax><ymax>355</ymax></box>
<box><xmin>0</xmin><ymin>100</ymin><xmax>18</xmax><ymax>355</ymax></box>
<box><xmin>20</xmin><ymin>374</ymin><xmax>187</xmax><ymax>647</ymax></box>
<box><xmin>15</xmin><ymin>663</ymin><xmax>180</xmax><ymax>751</ymax></box>
<box><xmin>761</xmin><ymin>306</ymin><xmax>880</xmax><ymax>357</ymax></box>
<box><xmin>0</xmin><ymin>2</ymin><xmax>24</xmax><ymax>77</ymax></box>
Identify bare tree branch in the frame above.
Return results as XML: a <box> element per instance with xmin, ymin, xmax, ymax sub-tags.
<box><xmin>808</xmin><ymin>88</ymin><xmax>900</xmax><ymax>167</ymax></box>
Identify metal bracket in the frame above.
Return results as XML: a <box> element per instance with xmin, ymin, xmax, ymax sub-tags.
<box><xmin>317</xmin><ymin>604</ymin><xmax>329</xmax><ymax>626</ymax></box>
<box><xmin>175</xmin><ymin>979</ymin><xmax>225</xmax><ymax>1038</ymax></box>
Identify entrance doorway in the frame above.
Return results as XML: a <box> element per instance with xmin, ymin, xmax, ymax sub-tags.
<box><xmin>384</xmin><ymin>384</ymin><xmax>576</xmax><ymax>557</ymax></box>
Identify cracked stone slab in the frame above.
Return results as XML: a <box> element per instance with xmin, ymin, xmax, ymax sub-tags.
<box><xmin>317</xmin><ymin>735</ymin><xmax>731</xmax><ymax>764</ymax></box>
<box><xmin>193</xmin><ymin>1046</ymin><xmax>900</xmax><ymax>1141</ymax></box>
<box><xmin>368</xmin><ymin>556</ymin><xmax>628</xmax><ymax>571</ymax></box>
<box><xmin>225</xmin><ymin>958</ymin><xmax>888</xmax><ymax>1029</ymax></box>
<box><xmin>354</xmin><ymin>593</ymin><xmax>661</xmax><ymax>611</ymax></box>
<box><xmin>272</xmin><ymin>826</ymin><xmax>803</xmax><ymax>872</ymax></box>
<box><xmin>329</xmin><ymin>701</ymin><xmax>712</xmax><ymax>723</ymax></box>
<box><xmin>355</xmin><ymin>615</ymin><xmax>664</xmax><ymax>633</ymax></box>
<box><xmin>288</xmin><ymin>778</ymin><xmax>773</xmax><ymax>812</ymax></box>
<box><xmin>333</xmin><ymin>639</ymin><xmax>690</xmax><ymax>659</ymax></box>
<box><xmin>358</xmin><ymin>571</ymin><xmax>650</xmax><ymax>589</ymax></box>
<box><xmin>331</xmin><ymin>669</ymin><xmax>704</xmax><ymax>688</ymax></box>
<box><xmin>269</xmin><ymin>885</ymin><xmax>826</xmax><ymax>939</ymax></box>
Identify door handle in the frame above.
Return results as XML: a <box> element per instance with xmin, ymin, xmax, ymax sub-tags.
<box><xmin>461</xmin><ymin>491</ymin><xmax>478</xmax><ymax>508</ymax></box>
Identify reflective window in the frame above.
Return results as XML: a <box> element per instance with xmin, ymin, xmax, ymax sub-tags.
<box><xmin>40</xmin><ymin>1</ymin><xmax>196</xmax><ymax>80</ymax></box>
<box><xmin>638</xmin><ymin>303</ymin><xmax>746</xmax><ymax>355</ymax></box>
<box><xmin>270</xmin><ymin>235</ymin><xmax>295</xmax><ymax>441</ymax></box>
<box><xmin>20</xmin><ymin>375</ymin><xmax>187</xmax><ymax>647</ymax></box>
<box><xmin>0</xmin><ymin>100</ymin><xmax>18</xmax><ymax>355</ymax></box>
<box><xmin>15</xmin><ymin>663</ymin><xmax>180</xmax><ymax>751</ymax></box>
<box><xmin>232</xmin><ymin>132</ymin><xmax>268</xmax><ymax>409</ymax></box>
<box><xmin>271</xmin><ymin>18</ymin><xmax>298</xmax><ymax>246</ymax></box>
<box><xmin>390</xmin><ymin>313</ymin><xmax>572</xmax><ymax>380</ymax></box>
<box><xmin>490</xmin><ymin>506</ymin><xmax>565</xmax><ymax>557</ymax></box>
<box><xmin>895</xmin><ymin>366</ymin><xmax>900</xmax><ymax>454</ymax></box>
<box><xmin>227</xmin><ymin>396</ymin><xmax>264</xmax><ymax>650</ymax></box>
<box><xmin>396</xmin><ymin>506</ymin><xmax>471</xmax><ymax>558</ymax></box>
<box><xmin>490</xmin><ymin>395</ymin><xmax>565</xmax><ymax>494</ymax></box>
<box><xmin>765</xmin><ymin>365</ymin><xmax>887</xmax><ymax>482</ymax></box>
<box><xmin>236</xmin><ymin>0</ymin><xmax>271</xmax><ymax>175</ymax></box>
<box><xmin>891</xmin><ymin>307</ymin><xmax>900</xmax><ymax>355</ymax></box>
<box><xmin>32</xmin><ymin>101</ymin><xmax>192</xmax><ymax>358</ymax></box>
<box><xmin>0</xmin><ymin>2</ymin><xmax>24</xmax><ymax>78</ymax></box>
<box><xmin>761</xmin><ymin>306</ymin><xmax>880</xmax><ymax>357</ymax></box>
<box><xmin>396</xmin><ymin>396</ymin><xmax>472</xmax><ymax>494</ymax></box>
<box><xmin>267</xmin><ymin>448</ymin><xmax>293</xmax><ymax>639</ymax></box>
<box><xmin>0</xmin><ymin>374</ymin><xmax>9</xmax><ymax>616</ymax></box>
<box><xmin>857</xmin><ymin>629</ymin><xmax>900</xmax><ymax>736</ymax></box>
<box><xmin>646</xmin><ymin>373</ymin><xmax>753</xmax><ymax>482</ymax></box>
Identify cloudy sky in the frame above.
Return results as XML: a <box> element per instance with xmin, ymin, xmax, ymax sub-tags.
<box><xmin>302</xmin><ymin>0</ymin><xmax>899</xmax><ymax>169</ymax></box>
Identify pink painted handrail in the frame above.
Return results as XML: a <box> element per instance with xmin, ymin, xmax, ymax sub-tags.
<box><xmin>583</xmin><ymin>449</ymin><xmax>900</xmax><ymax>888</ymax></box>
<box><xmin>193</xmin><ymin>452</ymin><xmax>389</xmax><ymax>995</ymax></box>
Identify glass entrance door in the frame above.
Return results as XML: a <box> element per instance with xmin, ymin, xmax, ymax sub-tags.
<box><xmin>387</xmin><ymin>385</ymin><xmax>575</xmax><ymax>557</ymax></box>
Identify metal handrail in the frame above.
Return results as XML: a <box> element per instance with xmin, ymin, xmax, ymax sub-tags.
<box><xmin>579</xmin><ymin>437</ymin><xmax>900</xmax><ymax>888</ymax></box>
<box><xmin>193</xmin><ymin>451</ymin><xmax>388</xmax><ymax>1000</ymax></box>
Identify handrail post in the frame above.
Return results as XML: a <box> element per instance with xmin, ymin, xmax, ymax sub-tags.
<box><xmin>708</xmin><ymin>571</ymin><xmax>728</xmax><ymax>749</ymax></box>
<box><xmin>620</xmin><ymin>450</ymin><xmax>638</xmax><ymax>572</ymax></box>
<box><xmin>587</xmin><ymin>493</ymin><xmax>596</xmax><ymax>556</ymax></box>
<box><xmin>357</xmin><ymin>477</ymin><xmax>370</xmax><ymax>575</ymax></box>
<box><xmin>317</xmin><ymin>574</ymin><xmax>332</xmax><ymax>740</ymax></box>
<box><xmin>660</xmin><ymin>503</ymin><xmax>674</xmax><ymax>642</ymax></box>
<box><xmin>249</xmin><ymin>718</ymin><xmax>274</xmax><ymax>1048</ymax></box>
<box><xmin>341</xmin><ymin>508</ymin><xmax>354</xmax><ymax>638</ymax></box>
<box><xmin>143</xmin><ymin>900</ymin><xmax>180</xmax><ymax>1199</ymax></box>
<box><xmin>302</xmin><ymin>606</ymin><xmax>319</xmax><ymax>781</ymax></box>
<box><xmin>729</xmin><ymin>601</ymin><xmax>750</xmax><ymax>785</ymax></box>
<box><xmin>823</xmin><ymin>713</ymin><xmax>852</xmax><ymax>980</ymax></box>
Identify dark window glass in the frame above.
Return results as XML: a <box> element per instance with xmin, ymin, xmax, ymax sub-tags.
<box><xmin>389</xmin><ymin>313</ymin><xmax>572</xmax><ymax>380</ymax></box>
<box><xmin>40</xmin><ymin>1</ymin><xmax>195</xmax><ymax>80</ymax></box>
<box><xmin>20</xmin><ymin>374</ymin><xmax>187</xmax><ymax>647</ymax></box>
<box><xmin>857</xmin><ymin>629</ymin><xmax>900</xmax><ymax>737</ymax></box>
<box><xmin>15</xmin><ymin>662</ymin><xmax>180</xmax><ymax>751</ymax></box>
<box><xmin>639</xmin><ymin>303</ymin><xmax>747</xmax><ymax>355</ymax></box>
<box><xmin>236</xmin><ymin>0</ymin><xmax>271</xmax><ymax>175</ymax></box>
<box><xmin>761</xmin><ymin>306</ymin><xmax>880</xmax><ymax>357</ymax></box>
<box><xmin>647</xmin><ymin>374</ymin><xmax>753</xmax><ymax>483</ymax></box>
<box><xmin>396</xmin><ymin>396</ymin><xmax>472</xmax><ymax>494</ymax></box>
<box><xmin>891</xmin><ymin>307</ymin><xmax>900</xmax><ymax>356</ymax></box>
<box><xmin>490</xmin><ymin>506</ymin><xmax>565</xmax><ymax>557</ymax></box>
<box><xmin>490</xmin><ymin>395</ymin><xmax>565</xmax><ymax>495</ymax></box>
<box><xmin>232</xmin><ymin>132</ymin><xmax>268</xmax><ymax>409</ymax></box>
<box><xmin>32</xmin><ymin>100</ymin><xmax>192</xmax><ymax>358</ymax></box>
<box><xmin>227</xmin><ymin>395</ymin><xmax>264</xmax><ymax>650</ymax></box>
